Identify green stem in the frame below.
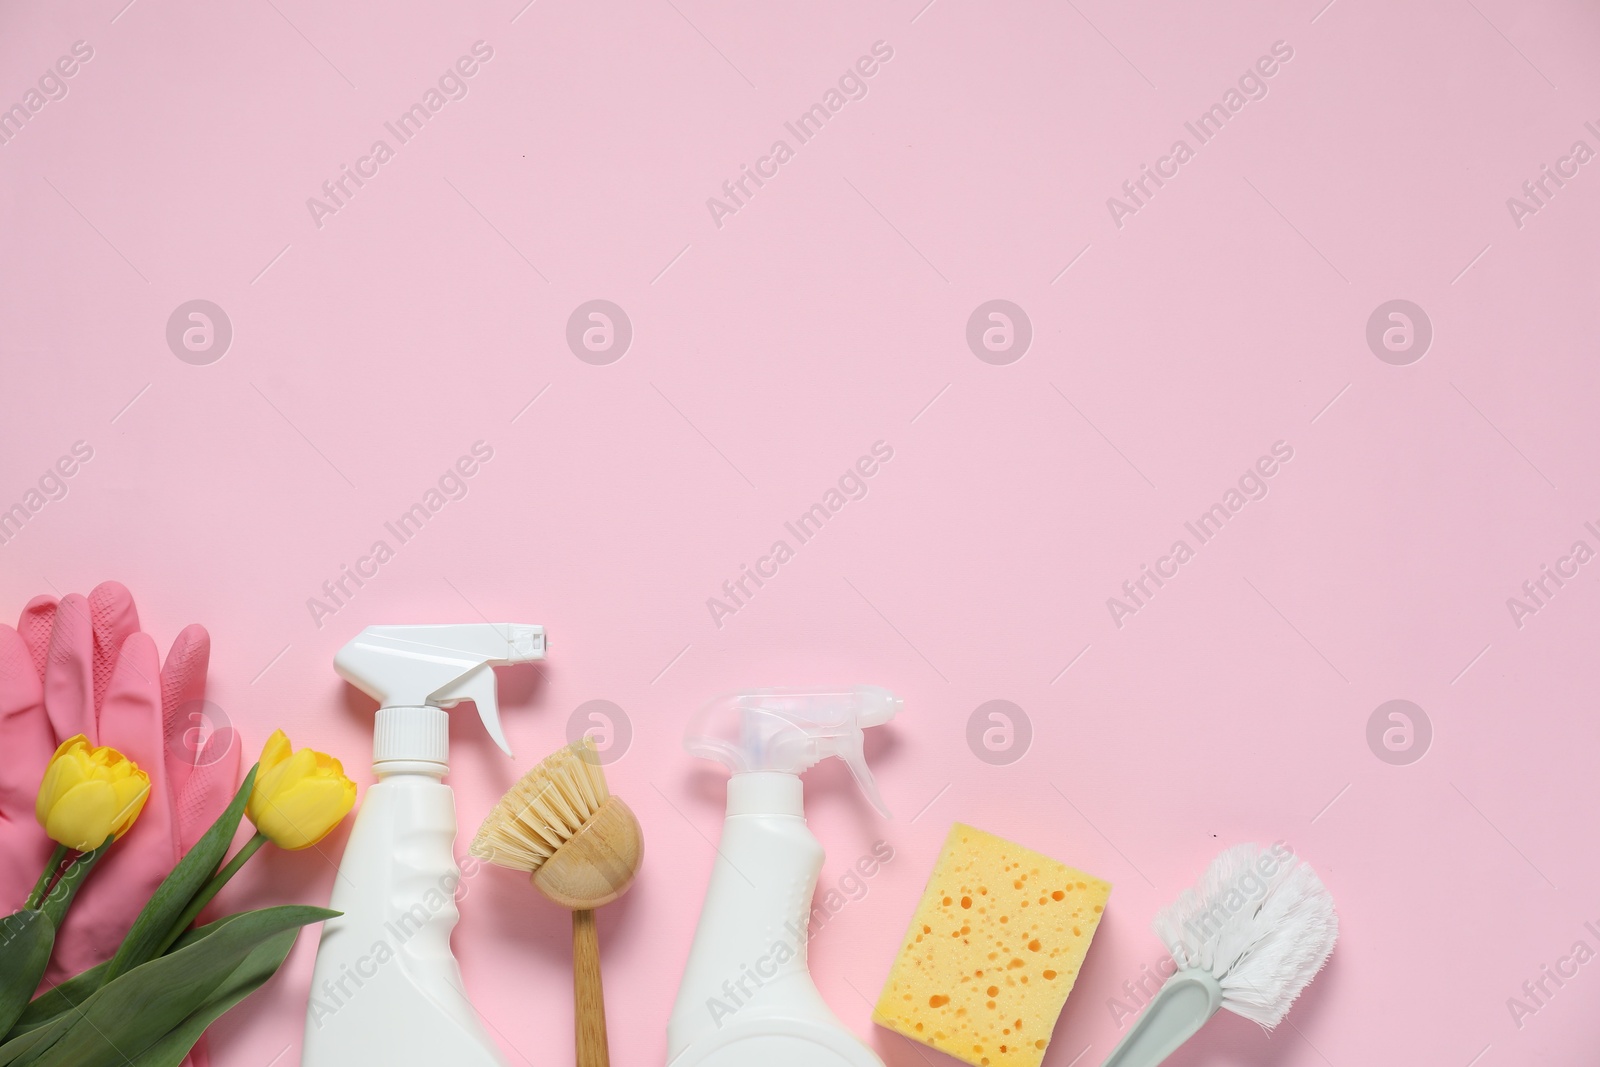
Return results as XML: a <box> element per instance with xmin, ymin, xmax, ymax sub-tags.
<box><xmin>38</xmin><ymin>842</ymin><xmax>110</xmax><ymax>930</ymax></box>
<box><xmin>24</xmin><ymin>845</ymin><xmax>69</xmax><ymax>911</ymax></box>
<box><xmin>155</xmin><ymin>832</ymin><xmax>268</xmax><ymax>957</ymax></box>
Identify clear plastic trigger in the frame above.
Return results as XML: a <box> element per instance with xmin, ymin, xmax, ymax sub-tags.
<box><xmin>839</xmin><ymin>728</ymin><xmax>891</xmax><ymax>818</ymax></box>
<box><xmin>430</xmin><ymin>664</ymin><xmax>513</xmax><ymax>757</ymax></box>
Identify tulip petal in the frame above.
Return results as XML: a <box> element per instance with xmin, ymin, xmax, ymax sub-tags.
<box><xmin>259</xmin><ymin>730</ymin><xmax>291</xmax><ymax>774</ymax></box>
<box><xmin>35</xmin><ymin>737</ymin><xmax>91</xmax><ymax>826</ymax></box>
<box><xmin>109</xmin><ymin>774</ymin><xmax>151</xmax><ymax>839</ymax></box>
<box><xmin>35</xmin><ymin>736</ymin><xmax>152</xmax><ymax>850</ymax></box>
<box><xmin>257</xmin><ymin>776</ymin><xmax>354</xmax><ymax>850</ymax></box>
<box><xmin>281</xmin><ymin>747</ymin><xmax>317</xmax><ymax>780</ymax></box>
<box><xmin>246</xmin><ymin>731</ymin><xmax>357</xmax><ymax>850</ymax></box>
<box><xmin>259</xmin><ymin>748</ymin><xmax>313</xmax><ymax>802</ymax></box>
<box><xmin>247</xmin><ymin>737</ymin><xmax>303</xmax><ymax>819</ymax></box>
<box><xmin>313</xmin><ymin>750</ymin><xmax>348</xmax><ymax>778</ymax></box>
<box><xmin>46</xmin><ymin>780</ymin><xmax>118</xmax><ymax>851</ymax></box>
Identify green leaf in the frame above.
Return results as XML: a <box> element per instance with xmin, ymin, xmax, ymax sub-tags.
<box><xmin>0</xmin><ymin>903</ymin><xmax>333</xmax><ymax>1067</ymax></box>
<box><xmin>6</xmin><ymin>958</ymin><xmax>105</xmax><ymax>1040</ymax></box>
<box><xmin>9</xmin><ymin>914</ymin><xmax>244</xmax><ymax>1040</ymax></box>
<box><xmin>120</xmin><ymin>928</ymin><xmax>300</xmax><ymax>1067</ymax></box>
<box><xmin>0</xmin><ymin>911</ymin><xmax>54</xmax><ymax>1038</ymax></box>
<box><xmin>104</xmin><ymin>763</ymin><xmax>258</xmax><ymax>982</ymax></box>
<box><xmin>0</xmin><ymin>1016</ymin><xmax>55</xmax><ymax>1067</ymax></box>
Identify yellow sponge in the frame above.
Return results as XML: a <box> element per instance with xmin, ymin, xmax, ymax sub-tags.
<box><xmin>873</xmin><ymin>824</ymin><xmax>1111</xmax><ymax>1067</ymax></box>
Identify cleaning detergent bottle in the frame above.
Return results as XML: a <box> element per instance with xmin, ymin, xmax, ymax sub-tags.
<box><xmin>303</xmin><ymin>623</ymin><xmax>547</xmax><ymax>1067</ymax></box>
<box><xmin>667</xmin><ymin>686</ymin><xmax>901</xmax><ymax>1067</ymax></box>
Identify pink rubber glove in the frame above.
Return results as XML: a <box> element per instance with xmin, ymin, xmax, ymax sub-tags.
<box><xmin>0</xmin><ymin>582</ymin><xmax>240</xmax><ymax>1063</ymax></box>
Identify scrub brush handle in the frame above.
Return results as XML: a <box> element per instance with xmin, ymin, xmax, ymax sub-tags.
<box><xmin>573</xmin><ymin>909</ymin><xmax>610</xmax><ymax>1067</ymax></box>
<box><xmin>1100</xmin><ymin>970</ymin><xmax>1222</xmax><ymax>1067</ymax></box>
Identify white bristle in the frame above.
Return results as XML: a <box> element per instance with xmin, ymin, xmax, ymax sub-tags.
<box><xmin>1151</xmin><ymin>843</ymin><xmax>1338</xmax><ymax>1028</ymax></box>
<box><xmin>470</xmin><ymin>739</ymin><xmax>610</xmax><ymax>873</ymax></box>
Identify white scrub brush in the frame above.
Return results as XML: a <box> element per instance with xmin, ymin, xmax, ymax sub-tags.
<box><xmin>1101</xmin><ymin>843</ymin><xmax>1338</xmax><ymax>1067</ymax></box>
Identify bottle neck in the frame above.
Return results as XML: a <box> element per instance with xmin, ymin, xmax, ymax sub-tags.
<box><xmin>727</xmin><ymin>771</ymin><xmax>804</xmax><ymax>816</ymax></box>
<box><xmin>372</xmin><ymin>759</ymin><xmax>448</xmax><ymax>780</ymax></box>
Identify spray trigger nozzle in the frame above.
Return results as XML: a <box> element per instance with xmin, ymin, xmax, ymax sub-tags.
<box><xmin>336</xmin><ymin>623</ymin><xmax>546</xmax><ymax>765</ymax></box>
<box><xmin>684</xmin><ymin>686</ymin><xmax>902</xmax><ymax>817</ymax></box>
<box><xmin>429</xmin><ymin>663</ymin><xmax>513</xmax><ymax>755</ymax></box>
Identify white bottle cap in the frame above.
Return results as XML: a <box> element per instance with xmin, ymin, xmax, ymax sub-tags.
<box><xmin>374</xmin><ymin>706</ymin><xmax>450</xmax><ymax>766</ymax></box>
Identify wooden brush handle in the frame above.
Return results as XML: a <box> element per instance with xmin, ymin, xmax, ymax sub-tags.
<box><xmin>572</xmin><ymin>909</ymin><xmax>609</xmax><ymax>1067</ymax></box>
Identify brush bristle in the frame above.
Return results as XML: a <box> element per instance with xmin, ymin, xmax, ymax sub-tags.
<box><xmin>470</xmin><ymin>739</ymin><xmax>610</xmax><ymax>873</ymax></box>
<box><xmin>1151</xmin><ymin>843</ymin><xmax>1338</xmax><ymax>1028</ymax></box>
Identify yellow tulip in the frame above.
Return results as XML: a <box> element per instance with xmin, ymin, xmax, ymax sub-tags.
<box><xmin>35</xmin><ymin>735</ymin><xmax>151</xmax><ymax>852</ymax></box>
<box><xmin>246</xmin><ymin>730</ymin><xmax>356</xmax><ymax>850</ymax></box>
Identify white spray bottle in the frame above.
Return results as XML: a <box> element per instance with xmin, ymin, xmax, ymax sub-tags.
<box><xmin>666</xmin><ymin>686</ymin><xmax>900</xmax><ymax>1067</ymax></box>
<box><xmin>302</xmin><ymin>623</ymin><xmax>547</xmax><ymax>1067</ymax></box>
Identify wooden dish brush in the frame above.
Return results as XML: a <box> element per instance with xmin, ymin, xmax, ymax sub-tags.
<box><xmin>471</xmin><ymin>738</ymin><xmax>643</xmax><ymax>1067</ymax></box>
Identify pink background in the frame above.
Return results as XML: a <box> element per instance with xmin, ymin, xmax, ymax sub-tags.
<box><xmin>3</xmin><ymin>0</ymin><xmax>1599</xmax><ymax>1064</ymax></box>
